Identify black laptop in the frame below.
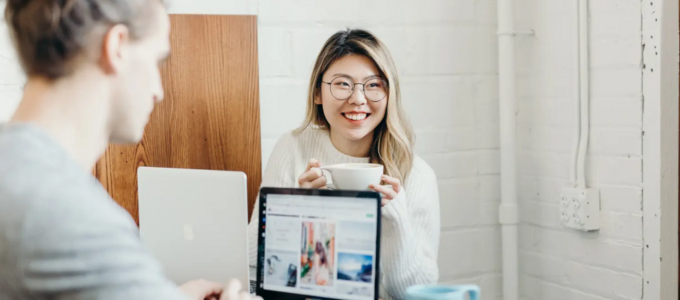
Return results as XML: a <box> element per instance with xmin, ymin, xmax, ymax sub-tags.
<box><xmin>255</xmin><ymin>187</ymin><xmax>382</xmax><ymax>300</ymax></box>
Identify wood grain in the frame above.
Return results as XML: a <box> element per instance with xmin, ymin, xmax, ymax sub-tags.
<box><xmin>95</xmin><ymin>15</ymin><xmax>261</xmax><ymax>224</ymax></box>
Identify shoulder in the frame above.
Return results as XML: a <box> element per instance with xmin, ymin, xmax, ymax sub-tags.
<box><xmin>408</xmin><ymin>155</ymin><xmax>437</xmax><ymax>183</ymax></box>
<box><xmin>21</xmin><ymin>180</ymin><xmax>138</xmax><ymax>249</ymax></box>
<box><xmin>273</xmin><ymin>127</ymin><xmax>329</xmax><ymax>155</ymax></box>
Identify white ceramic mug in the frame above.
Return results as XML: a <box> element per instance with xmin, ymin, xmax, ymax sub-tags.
<box><xmin>319</xmin><ymin>163</ymin><xmax>384</xmax><ymax>190</ymax></box>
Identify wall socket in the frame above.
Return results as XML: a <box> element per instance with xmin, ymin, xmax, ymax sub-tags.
<box><xmin>559</xmin><ymin>187</ymin><xmax>601</xmax><ymax>231</ymax></box>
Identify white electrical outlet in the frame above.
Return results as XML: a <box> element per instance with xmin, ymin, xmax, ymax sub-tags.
<box><xmin>559</xmin><ymin>187</ymin><xmax>600</xmax><ymax>231</ymax></box>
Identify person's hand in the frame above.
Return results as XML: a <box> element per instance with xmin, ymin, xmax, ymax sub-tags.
<box><xmin>179</xmin><ymin>279</ymin><xmax>224</xmax><ymax>300</ymax></box>
<box><xmin>219</xmin><ymin>279</ymin><xmax>262</xmax><ymax>300</ymax></box>
<box><xmin>298</xmin><ymin>159</ymin><xmax>327</xmax><ymax>189</ymax></box>
<box><xmin>370</xmin><ymin>174</ymin><xmax>403</xmax><ymax>207</ymax></box>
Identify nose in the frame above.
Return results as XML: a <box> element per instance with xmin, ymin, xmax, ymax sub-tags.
<box><xmin>347</xmin><ymin>84</ymin><xmax>367</xmax><ymax>106</ymax></box>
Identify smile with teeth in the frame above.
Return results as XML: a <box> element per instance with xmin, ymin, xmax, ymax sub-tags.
<box><xmin>343</xmin><ymin>113</ymin><xmax>369</xmax><ymax>121</ymax></box>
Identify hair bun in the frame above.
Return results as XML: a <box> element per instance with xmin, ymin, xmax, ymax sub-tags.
<box><xmin>6</xmin><ymin>0</ymin><xmax>33</xmax><ymax>10</ymax></box>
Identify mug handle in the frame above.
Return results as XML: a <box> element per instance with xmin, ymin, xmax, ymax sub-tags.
<box><xmin>458</xmin><ymin>285</ymin><xmax>480</xmax><ymax>300</ymax></box>
<box><xmin>317</xmin><ymin>168</ymin><xmax>333</xmax><ymax>189</ymax></box>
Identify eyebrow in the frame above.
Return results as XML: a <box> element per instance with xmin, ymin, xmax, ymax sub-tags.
<box><xmin>331</xmin><ymin>73</ymin><xmax>381</xmax><ymax>81</ymax></box>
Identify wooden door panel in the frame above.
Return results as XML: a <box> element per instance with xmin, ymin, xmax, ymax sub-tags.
<box><xmin>95</xmin><ymin>15</ymin><xmax>261</xmax><ymax>224</ymax></box>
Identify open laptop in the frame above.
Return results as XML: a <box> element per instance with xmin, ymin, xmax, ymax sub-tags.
<box><xmin>137</xmin><ymin>167</ymin><xmax>250</xmax><ymax>288</ymax></box>
<box><xmin>255</xmin><ymin>187</ymin><xmax>382</xmax><ymax>300</ymax></box>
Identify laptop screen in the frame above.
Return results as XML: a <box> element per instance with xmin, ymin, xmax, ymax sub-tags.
<box><xmin>258</xmin><ymin>192</ymin><xmax>380</xmax><ymax>300</ymax></box>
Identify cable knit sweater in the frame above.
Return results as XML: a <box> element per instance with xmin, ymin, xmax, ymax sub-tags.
<box><xmin>247</xmin><ymin>128</ymin><xmax>440</xmax><ymax>300</ymax></box>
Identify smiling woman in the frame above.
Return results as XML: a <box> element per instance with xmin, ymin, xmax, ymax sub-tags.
<box><xmin>247</xmin><ymin>28</ymin><xmax>441</xmax><ymax>300</ymax></box>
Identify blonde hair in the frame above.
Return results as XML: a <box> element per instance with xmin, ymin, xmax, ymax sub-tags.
<box><xmin>295</xmin><ymin>28</ymin><xmax>415</xmax><ymax>183</ymax></box>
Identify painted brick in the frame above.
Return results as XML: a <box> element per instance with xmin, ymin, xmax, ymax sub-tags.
<box><xmin>259</xmin><ymin>79</ymin><xmax>308</xmax><ymax>138</ymax></box>
<box><xmin>258</xmin><ymin>28</ymin><xmax>293</xmax><ymax>77</ymax></box>
<box><xmin>516</xmin><ymin>42</ymin><xmax>575</xmax><ymax>76</ymax></box>
<box><xmin>438</xmin><ymin>228</ymin><xmax>502</xmax><ymax>277</ymax></box>
<box><xmin>414</xmin><ymin>130</ymin><xmax>449</xmax><ymax>155</ymax></box>
<box><xmin>589</xmin><ymin>0</ymin><xmax>641</xmax><ymax>16</ymax></box>
<box><xmin>520</xmin><ymin>225</ymin><xmax>642</xmax><ymax>274</ymax></box>
<box><xmin>166</xmin><ymin>0</ymin><xmax>257</xmax><ymax>15</ymax></box>
<box><xmin>589</xmin><ymin>129</ymin><xmax>642</xmax><ymax>156</ymax></box>
<box><xmin>259</xmin><ymin>0</ymin><xmax>477</xmax><ymax>26</ymax></box>
<box><xmin>438</xmin><ymin>178</ymin><xmax>479</xmax><ymax>228</ymax></box>
<box><xmin>598</xmin><ymin>212</ymin><xmax>643</xmax><ymax>245</ymax></box>
<box><xmin>589</xmin><ymin>1</ymin><xmax>641</xmax><ymax>37</ymax></box>
<box><xmin>479</xmin><ymin>202</ymin><xmax>501</xmax><ymax>226</ymax></box>
<box><xmin>520</xmin><ymin>200</ymin><xmax>562</xmax><ymax>229</ymax></box>
<box><xmin>0</xmin><ymin>57</ymin><xmax>24</xmax><ymax>86</ymax></box>
<box><xmin>514</xmin><ymin>0</ymin><xmax>573</xmax><ymax>21</ymax></box>
<box><xmin>518</xmin><ymin>152</ymin><xmax>570</xmax><ymax>178</ymax></box>
<box><xmin>517</xmin><ymin>98</ymin><xmax>575</xmax><ymax>127</ymax></box>
<box><xmin>474</xmin><ymin>126</ymin><xmax>500</xmax><ymax>149</ymax></box>
<box><xmin>521</xmin><ymin>275</ymin><xmax>620</xmax><ymax>300</ymax></box>
<box><xmin>289</xmin><ymin>28</ymin><xmax>341</xmax><ymax>78</ymax></box>
<box><xmin>401</xmin><ymin>77</ymin><xmax>474</xmax><ymax>130</ymax></box>
<box><xmin>261</xmin><ymin>137</ymin><xmax>278</xmax><ymax>173</ymax></box>
<box><xmin>480</xmin><ymin>175</ymin><xmax>501</xmax><ymax>202</ymax></box>
<box><xmin>420</xmin><ymin>152</ymin><xmax>478</xmax><ymax>180</ymax></box>
<box><xmin>590</xmin><ymin>99</ymin><xmax>642</xmax><ymax>128</ymax></box>
<box><xmin>0</xmin><ymin>84</ymin><xmax>22</xmax><ymax>121</ymax></box>
<box><xmin>440</xmin><ymin>273</ymin><xmax>503</xmax><ymax>299</ymax></box>
<box><xmin>517</xmin><ymin>74</ymin><xmax>572</xmax><ymax>99</ymax></box>
<box><xmin>444</xmin><ymin>128</ymin><xmax>478</xmax><ymax>152</ymax></box>
<box><xmin>519</xmin><ymin>176</ymin><xmax>539</xmax><ymax>201</ymax></box>
<box><xmin>586</xmin><ymin>156</ymin><xmax>642</xmax><ymax>186</ymax></box>
<box><xmin>521</xmin><ymin>251</ymin><xmax>642</xmax><ymax>299</ymax></box>
<box><xmin>517</xmin><ymin>127</ymin><xmax>532</xmax><ymax>151</ymax></box>
<box><xmin>396</xmin><ymin>26</ymin><xmax>495</xmax><ymax>76</ymax></box>
<box><xmin>474</xmin><ymin>0</ymin><xmax>498</xmax><ymax>26</ymax></box>
<box><xmin>529</xmin><ymin>127</ymin><xmax>574</xmax><ymax>154</ymax></box>
<box><xmin>524</xmin><ymin>127</ymin><xmax>642</xmax><ymax>158</ymax></box>
<box><xmin>521</xmin><ymin>200</ymin><xmax>643</xmax><ymax>245</ymax></box>
<box><xmin>590</xmin><ymin>68</ymin><xmax>642</xmax><ymax>97</ymax></box>
<box><xmin>478</xmin><ymin>150</ymin><xmax>500</xmax><ymax>175</ymax></box>
<box><xmin>390</xmin><ymin>0</ymin><xmax>478</xmax><ymax>25</ymax></box>
<box><xmin>474</xmin><ymin>88</ymin><xmax>500</xmax><ymax>127</ymax></box>
<box><xmin>515</xmin><ymin>5</ymin><xmax>574</xmax><ymax>43</ymax></box>
<box><xmin>595</xmin><ymin>185</ymin><xmax>643</xmax><ymax>214</ymax></box>
<box><xmin>535</xmin><ymin>178</ymin><xmax>570</xmax><ymax>203</ymax></box>
<box><xmin>590</xmin><ymin>36</ymin><xmax>642</xmax><ymax>68</ymax></box>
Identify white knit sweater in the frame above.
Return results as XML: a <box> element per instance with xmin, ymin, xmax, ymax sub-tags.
<box><xmin>247</xmin><ymin>128</ymin><xmax>440</xmax><ymax>300</ymax></box>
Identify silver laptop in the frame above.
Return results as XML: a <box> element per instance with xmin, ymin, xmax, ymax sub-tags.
<box><xmin>137</xmin><ymin>167</ymin><xmax>250</xmax><ymax>287</ymax></box>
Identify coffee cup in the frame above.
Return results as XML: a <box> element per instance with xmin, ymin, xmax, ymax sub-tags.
<box><xmin>319</xmin><ymin>163</ymin><xmax>383</xmax><ymax>190</ymax></box>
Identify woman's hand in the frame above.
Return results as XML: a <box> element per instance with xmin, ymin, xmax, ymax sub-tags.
<box><xmin>370</xmin><ymin>174</ymin><xmax>403</xmax><ymax>207</ymax></box>
<box><xmin>298</xmin><ymin>159</ymin><xmax>327</xmax><ymax>189</ymax></box>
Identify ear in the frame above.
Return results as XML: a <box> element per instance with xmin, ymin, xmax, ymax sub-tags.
<box><xmin>99</xmin><ymin>24</ymin><xmax>130</xmax><ymax>75</ymax></box>
<box><xmin>314</xmin><ymin>94</ymin><xmax>322</xmax><ymax>105</ymax></box>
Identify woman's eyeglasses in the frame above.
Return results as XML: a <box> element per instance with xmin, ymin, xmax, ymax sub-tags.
<box><xmin>321</xmin><ymin>76</ymin><xmax>388</xmax><ymax>102</ymax></box>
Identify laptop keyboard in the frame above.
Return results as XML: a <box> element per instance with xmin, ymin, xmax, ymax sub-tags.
<box><xmin>249</xmin><ymin>280</ymin><xmax>256</xmax><ymax>294</ymax></box>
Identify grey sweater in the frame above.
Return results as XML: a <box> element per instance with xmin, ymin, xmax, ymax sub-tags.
<box><xmin>0</xmin><ymin>124</ymin><xmax>188</xmax><ymax>300</ymax></box>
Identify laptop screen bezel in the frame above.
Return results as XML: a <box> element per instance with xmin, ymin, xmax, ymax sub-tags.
<box><xmin>255</xmin><ymin>187</ymin><xmax>382</xmax><ymax>300</ymax></box>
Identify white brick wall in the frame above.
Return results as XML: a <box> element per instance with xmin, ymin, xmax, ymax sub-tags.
<box><xmin>516</xmin><ymin>1</ymin><xmax>644</xmax><ymax>300</ymax></box>
<box><xmin>0</xmin><ymin>11</ymin><xmax>25</xmax><ymax>121</ymax></box>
